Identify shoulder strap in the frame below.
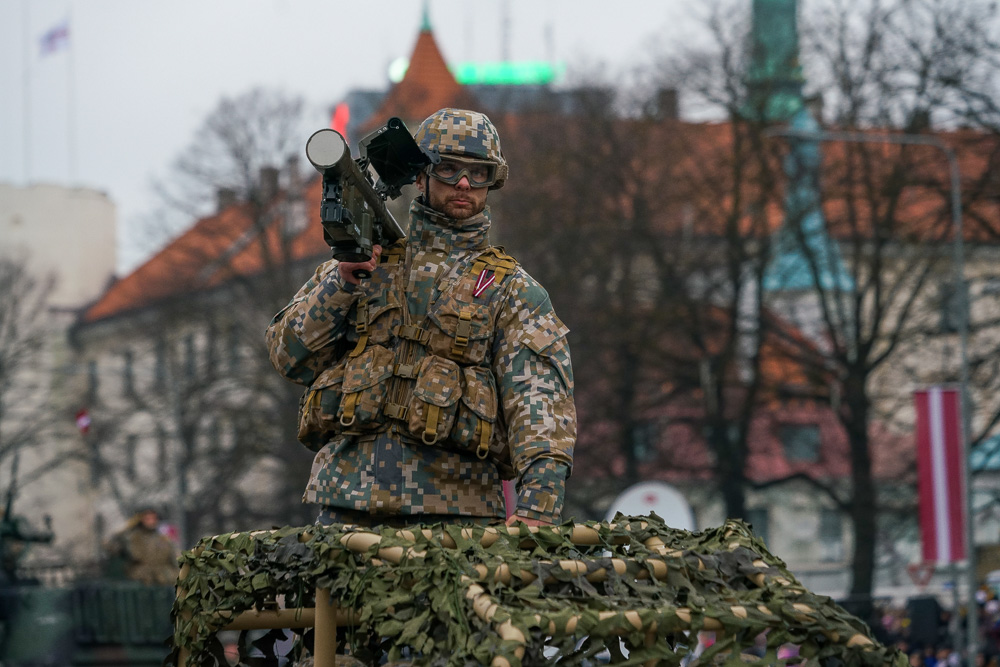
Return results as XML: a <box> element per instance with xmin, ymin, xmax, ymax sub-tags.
<box><xmin>379</xmin><ymin>239</ymin><xmax>407</xmax><ymax>265</ymax></box>
<box><xmin>470</xmin><ymin>246</ymin><xmax>518</xmax><ymax>283</ymax></box>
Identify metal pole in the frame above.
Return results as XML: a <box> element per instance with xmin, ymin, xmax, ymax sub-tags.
<box><xmin>767</xmin><ymin>127</ymin><xmax>974</xmax><ymax>660</ymax></box>
<box><xmin>946</xmin><ymin>146</ymin><xmax>978</xmax><ymax>664</ymax></box>
<box><xmin>21</xmin><ymin>0</ymin><xmax>31</xmax><ymax>182</ymax></box>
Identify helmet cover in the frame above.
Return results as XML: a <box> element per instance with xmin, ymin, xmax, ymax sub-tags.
<box><xmin>414</xmin><ymin>108</ymin><xmax>508</xmax><ymax>188</ymax></box>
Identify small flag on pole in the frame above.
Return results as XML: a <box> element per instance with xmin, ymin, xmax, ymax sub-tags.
<box><xmin>39</xmin><ymin>19</ymin><xmax>71</xmax><ymax>57</ymax></box>
<box><xmin>75</xmin><ymin>408</ymin><xmax>91</xmax><ymax>435</ymax></box>
<box><xmin>914</xmin><ymin>386</ymin><xmax>967</xmax><ymax>563</ymax></box>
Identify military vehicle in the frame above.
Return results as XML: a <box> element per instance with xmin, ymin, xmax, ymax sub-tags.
<box><xmin>0</xmin><ymin>488</ymin><xmax>174</xmax><ymax>666</ymax></box>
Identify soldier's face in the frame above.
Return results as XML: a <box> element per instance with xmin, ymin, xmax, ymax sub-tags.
<box><xmin>417</xmin><ymin>171</ymin><xmax>488</xmax><ymax>221</ymax></box>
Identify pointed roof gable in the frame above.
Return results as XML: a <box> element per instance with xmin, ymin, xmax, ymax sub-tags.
<box><xmin>79</xmin><ymin>179</ymin><xmax>328</xmax><ymax>324</ymax></box>
<box><xmin>361</xmin><ymin>23</ymin><xmax>478</xmax><ymax>135</ymax></box>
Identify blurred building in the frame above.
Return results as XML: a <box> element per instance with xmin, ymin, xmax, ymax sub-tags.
<box><xmin>0</xmin><ymin>182</ymin><xmax>116</xmax><ymax>570</ymax></box>
<box><xmin>0</xmin><ymin>183</ymin><xmax>116</xmax><ymax>309</ymax></box>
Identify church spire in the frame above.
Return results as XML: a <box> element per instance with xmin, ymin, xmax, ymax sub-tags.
<box><xmin>421</xmin><ymin>0</ymin><xmax>432</xmax><ymax>32</ymax></box>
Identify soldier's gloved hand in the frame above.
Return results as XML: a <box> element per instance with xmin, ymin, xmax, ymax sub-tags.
<box><xmin>338</xmin><ymin>245</ymin><xmax>382</xmax><ymax>284</ymax></box>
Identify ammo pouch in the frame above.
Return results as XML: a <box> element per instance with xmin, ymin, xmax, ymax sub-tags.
<box><xmin>339</xmin><ymin>344</ymin><xmax>394</xmax><ymax>429</ymax></box>
<box><xmin>297</xmin><ymin>366</ymin><xmax>344</xmax><ymax>451</ymax></box>
<box><xmin>407</xmin><ymin>354</ymin><xmax>497</xmax><ymax>460</ymax></box>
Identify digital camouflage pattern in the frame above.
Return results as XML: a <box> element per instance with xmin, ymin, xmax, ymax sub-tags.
<box><xmin>168</xmin><ymin>516</ymin><xmax>907</xmax><ymax>666</ymax></box>
<box><xmin>267</xmin><ymin>199</ymin><xmax>575</xmax><ymax>523</ymax></box>
<box><xmin>413</xmin><ymin>108</ymin><xmax>508</xmax><ymax>189</ymax></box>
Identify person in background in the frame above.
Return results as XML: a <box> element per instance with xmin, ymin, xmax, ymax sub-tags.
<box><xmin>104</xmin><ymin>507</ymin><xmax>178</xmax><ymax>585</ymax></box>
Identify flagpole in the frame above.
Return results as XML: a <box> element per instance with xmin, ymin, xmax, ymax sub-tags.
<box><xmin>66</xmin><ymin>8</ymin><xmax>76</xmax><ymax>183</ymax></box>
<box><xmin>22</xmin><ymin>0</ymin><xmax>31</xmax><ymax>183</ymax></box>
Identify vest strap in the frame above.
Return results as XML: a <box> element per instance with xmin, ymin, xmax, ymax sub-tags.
<box><xmin>340</xmin><ymin>393</ymin><xmax>358</xmax><ymax>426</ymax></box>
<box><xmin>473</xmin><ymin>247</ymin><xmax>517</xmax><ymax>283</ymax></box>
<box><xmin>349</xmin><ymin>297</ymin><xmax>370</xmax><ymax>358</ymax></box>
<box><xmin>451</xmin><ymin>308</ymin><xmax>473</xmax><ymax>357</ymax></box>
<box><xmin>394</xmin><ymin>363</ymin><xmax>418</xmax><ymax>379</ymax></box>
<box><xmin>422</xmin><ymin>404</ymin><xmax>442</xmax><ymax>444</ymax></box>
<box><xmin>476</xmin><ymin>421</ymin><xmax>492</xmax><ymax>460</ymax></box>
<box><xmin>395</xmin><ymin>324</ymin><xmax>430</xmax><ymax>345</ymax></box>
<box><xmin>384</xmin><ymin>402</ymin><xmax>408</xmax><ymax>421</ymax></box>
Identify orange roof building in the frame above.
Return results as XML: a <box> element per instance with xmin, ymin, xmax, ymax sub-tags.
<box><xmin>360</xmin><ymin>14</ymin><xmax>478</xmax><ymax>135</ymax></box>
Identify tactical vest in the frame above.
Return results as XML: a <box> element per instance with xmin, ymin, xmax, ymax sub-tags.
<box><xmin>297</xmin><ymin>243</ymin><xmax>518</xmax><ymax>476</ymax></box>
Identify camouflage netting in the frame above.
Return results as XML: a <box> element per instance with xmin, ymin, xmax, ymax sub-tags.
<box><xmin>168</xmin><ymin>516</ymin><xmax>906</xmax><ymax>666</ymax></box>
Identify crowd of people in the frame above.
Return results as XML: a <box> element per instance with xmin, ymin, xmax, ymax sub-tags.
<box><xmin>866</xmin><ymin>592</ymin><xmax>1000</xmax><ymax>666</ymax></box>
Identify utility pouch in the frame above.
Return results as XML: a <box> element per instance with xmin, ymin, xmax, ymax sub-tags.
<box><xmin>453</xmin><ymin>366</ymin><xmax>498</xmax><ymax>460</ymax></box>
<box><xmin>427</xmin><ymin>299</ymin><xmax>492</xmax><ymax>364</ymax></box>
<box><xmin>297</xmin><ymin>365</ymin><xmax>345</xmax><ymax>450</ymax></box>
<box><xmin>407</xmin><ymin>355</ymin><xmax>462</xmax><ymax>445</ymax></box>
<box><xmin>339</xmin><ymin>344</ymin><xmax>394</xmax><ymax>428</ymax></box>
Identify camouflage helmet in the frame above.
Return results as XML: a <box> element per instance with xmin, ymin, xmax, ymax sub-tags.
<box><xmin>413</xmin><ymin>108</ymin><xmax>508</xmax><ymax>189</ymax></box>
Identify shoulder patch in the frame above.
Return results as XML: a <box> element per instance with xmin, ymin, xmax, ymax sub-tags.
<box><xmin>520</xmin><ymin>310</ymin><xmax>570</xmax><ymax>355</ymax></box>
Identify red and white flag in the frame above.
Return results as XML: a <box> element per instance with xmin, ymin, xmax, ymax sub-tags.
<box><xmin>75</xmin><ymin>408</ymin><xmax>91</xmax><ymax>435</ymax></box>
<box><xmin>914</xmin><ymin>387</ymin><xmax>967</xmax><ymax>563</ymax></box>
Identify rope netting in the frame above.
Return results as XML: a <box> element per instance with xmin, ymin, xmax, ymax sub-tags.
<box><xmin>169</xmin><ymin>516</ymin><xmax>906</xmax><ymax>666</ymax></box>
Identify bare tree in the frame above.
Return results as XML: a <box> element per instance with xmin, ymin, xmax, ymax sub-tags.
<box><xmin>0</xmin><ymin>256</ymin><xmax>58</xmax><ymax>492</ymax></box>
<box><xmin>74</xmin><ymin>88</ymin><xmax>323</xmax><ymax>546</ymax></box>
<box><xmin>760</xmin><ymin>0</ymin><xmax>1000</xmax><ymax>604</ymax></box>
<box><xmin>497</xmin><ymin>68</ymin><xmax>788</xmax><ymax>523</ymax></box>
<box><xmin>500</xmin><ymin>0</ymin><xmax>1000</xmax><ymax>612</ymax></box>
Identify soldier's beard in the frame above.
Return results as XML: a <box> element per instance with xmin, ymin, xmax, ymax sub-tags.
<box><xmin>425</xmin><ymin>178</ymin><xmax>487</xmax><ymax>221</ymax></box>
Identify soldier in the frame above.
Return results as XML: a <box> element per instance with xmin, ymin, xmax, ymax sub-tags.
<box><xmin>104</xmin><ymin>507</ymin><xmax>178</xmax><ymax>585</ymax></box>
<box><xmin>267</xmin><ymin>108</ymin><xmax>576</xmax><ymax>528</ymax></box>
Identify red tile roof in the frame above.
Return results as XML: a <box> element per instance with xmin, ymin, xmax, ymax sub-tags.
<box><xmin>80</xmin><ymin>179</ymin><xmax>328</xmax><ymax>324</ymax></box>
<box><xmin>360</xmin><ymin>26</ymin><xmax>478</xmax><ymax>135</ymax></box>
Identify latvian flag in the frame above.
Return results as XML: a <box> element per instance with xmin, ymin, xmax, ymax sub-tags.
<box><xmin>914</xmin><ymin>387</ymin><xmax>967</xmax><ymax>563</ymax></box>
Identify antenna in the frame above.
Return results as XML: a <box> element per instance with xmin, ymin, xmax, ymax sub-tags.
<box><xmin>500</xmin><ymin>0</ymin><xmax>510</xmax><ymax>62</ymax></box>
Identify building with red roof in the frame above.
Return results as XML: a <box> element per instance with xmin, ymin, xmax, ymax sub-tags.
<box><xmin>63</xmin><ymin>3</ymin><xmax>1000</xmax><ymax>605</ymax></box>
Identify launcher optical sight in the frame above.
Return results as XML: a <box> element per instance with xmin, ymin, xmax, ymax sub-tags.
<box><xmin>305</xmin><ymin>117</ymin><xmax>436</xmax><ymax>278</ymax></box>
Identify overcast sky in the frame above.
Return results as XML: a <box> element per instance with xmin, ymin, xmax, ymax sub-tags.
<box><xmin>0</xmin><ymin>0</ymin><xmax>705</xmax><ymax>273</ymax></box>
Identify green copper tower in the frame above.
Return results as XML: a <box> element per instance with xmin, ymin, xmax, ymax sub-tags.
<box><xmin>756</xmin><ymin>0</ymin><xmax>854</xmax><ymax>293</ymax></box>
<box><xmin>745</xmin><ymin>0</ymin><xmax>805</xmax><ymax>122</ymax></box>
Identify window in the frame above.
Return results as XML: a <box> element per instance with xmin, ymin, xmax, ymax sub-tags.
<box><xmin>125</xmin><ymin>434</ymin><xmax>137</xmax><ymax>478</ymax></box>
<box><xmin>184</xmin><ymin>334</ymin><xmax>196</xmax><ymax>380</ymax></box>
<box><xmin>122</xmin><ymin>349</ymin><xmax>135</xmax><ymax>397</ymax></box>
<box><xmin>938</xmin><ymin>281</ymin><xmax>967</xmax><ymax>334</ymax></box>
<box><xmin>819</xmin><ymin>508</ymin><xmax>844</xmax><ymax>562</ymax></box>
<box><xmin>87</xmin><ymin>359</ymin><xmax>99</xmax><ymax>404</ymax></box>
<box><xmin>156</xmin><ymin>426</ymin><xmax>169</xmax><ymax>472</ymax></box>
<box><xmin>746</xmin><ymin>508</ymin><xmax>769</xmax><ymax>547</ymax></box>
<box><xmin>205</xmin><ymin>322</ymin><xmax>218</xmax><ymax>378</ymax></box>
<box><xmin>630</xmin><ymin>419</ymin><xmax>662</xmax><ymax>463</ymax></box>
<box><xmin>154</xmin><ymin>338</ymin><xmax>167</xmax><ymax>390</ymax></box>
<box><xmin>780</xmin><ymin>424</ymin><xmax>821</xmax><ymax>463</ymax></box>
<box><xmin>228</xmin><ymin>323</ymin><xmax>242</xmax><ymax>372</ymax></box>
<box><xmin>206</xmin><ymin>419</ymin><xmax>222</xmax><ymax>453</ymax></box>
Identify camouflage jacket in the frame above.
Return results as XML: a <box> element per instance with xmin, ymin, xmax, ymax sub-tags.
<box><xmin>266</xmin><ymin>200</ymin><xmax>576</xmax><ymax>522</ymax></box>
<box><xmin>107</xmin><ymin>526</ymin><xmax>178</xmax><ymax>586</ymax></box>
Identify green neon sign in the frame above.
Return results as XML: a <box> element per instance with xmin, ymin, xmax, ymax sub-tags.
<box><xmin>388</xmin><ymin>59</ymin><xmax>565</xmax><ymax>85</ymax></box>
<box><xmin>451</xmin><ymin>61</ymin><xmax>565</xmax><ymax>85</ymax></box>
